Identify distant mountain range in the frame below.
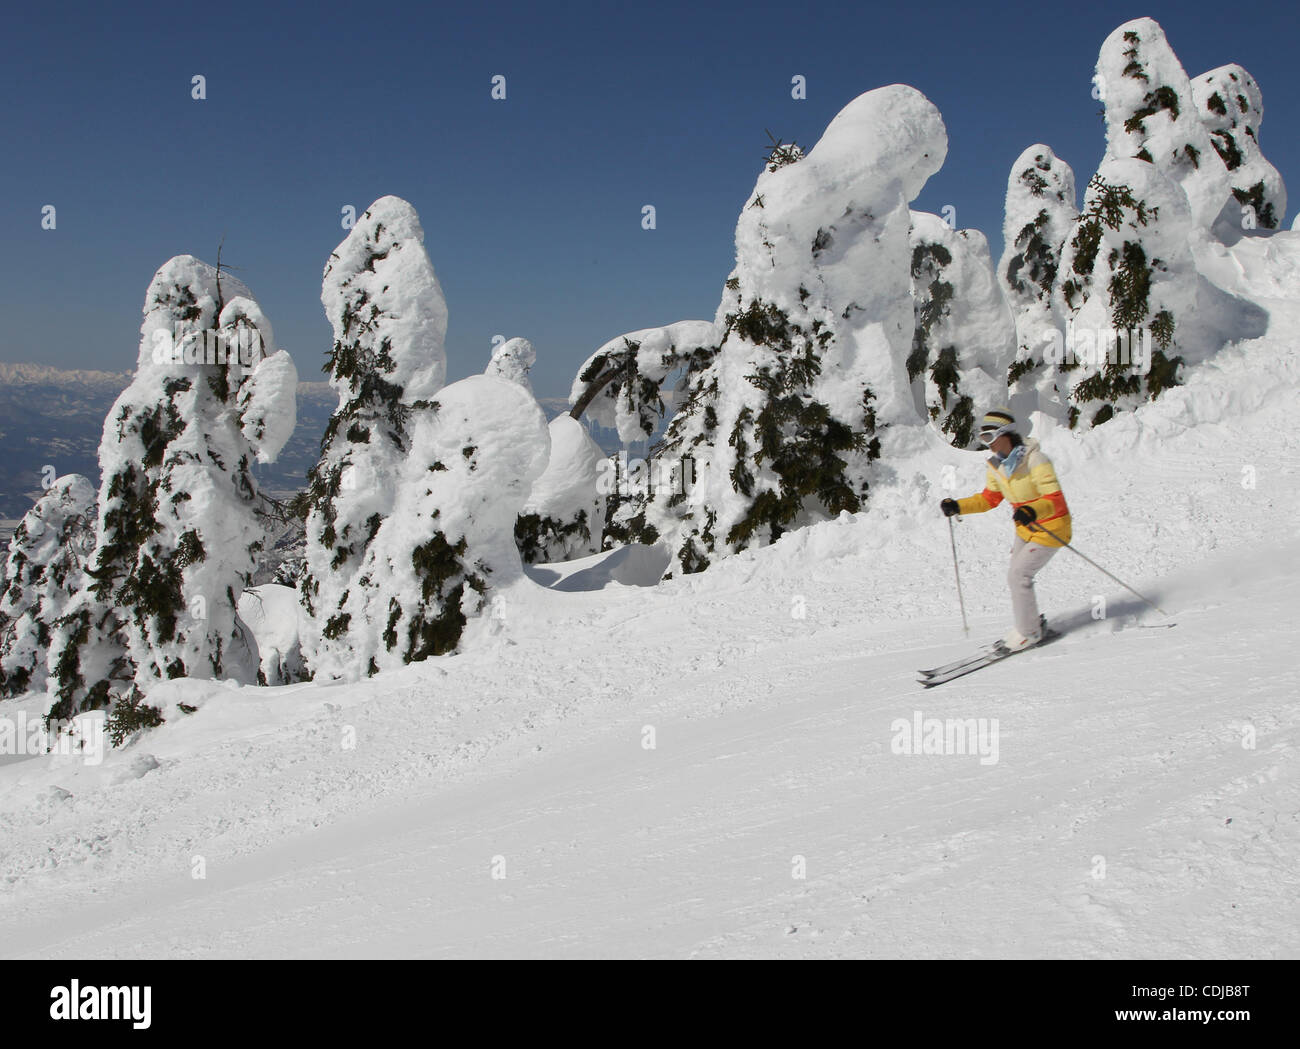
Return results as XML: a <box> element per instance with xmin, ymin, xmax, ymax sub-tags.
<box><xmin>0</xmin><ymin>363</ymin><xmax>597</xmax><ymax>521</ymax></box>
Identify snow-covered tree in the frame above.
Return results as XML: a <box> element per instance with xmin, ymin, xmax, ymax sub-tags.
<box><xmin>1095</xmin><ymin>18</ymin><xmax>1229</xmax><ymax>229</ymax></box>
<box><xmin>0</xmin><ymin>475</ymin><xmax>96</xmax><ymax>697</ymax></box>
<box><xmin>566</xmin><ymin>320</ymin><xmax>719</xmax><ymax>552</ymax></box>
<box><xmin>1054</xmin><ymin>159</ymin><xmax>1195</xmax><ymax>427</ymax></box>
<box><xmin>569</xmin><ymin>321</ymin><xmax>720</xmax><ymax>446</ymax></box>
<box><xmin>299</xmin><ymin>196</ymin><xmax>448</xmax><ymax>681</ymax></box>
<box><xmin>343</xmin><ymin>374</ymin><xmax>549</xmax><ymax>676</ymax></box>
<box><xmin>516</xmin><ymin>416</ymin><xmax>607</xmax><ymax>563</ymax></box>
<box><xmin>997</xmin><ymin>146</ymin><xmax>1079</xmax><ymax>420</ymax></box>
<box><xmin>479</xmin><ymin>335</ymin><xmax>607</xmax><ymax>563</ymax></box>
<box><xmin>907</xmin><ymin>213</ymin><xmax>1016</xmax><ymax>447</ymax></box>
<box><xmin>1035</xmin><ymin>18</ymin><xmax>1283</xmax><ymax>430</ymax></box>
<box><xmin>1191</xmin><ymin>64</ymin><xmax>1287</xmax><ymax>232</ymax></box>
<box><xmin>485</xmin><ymin>336</ymin><xmax>535</xmax><ymax>392</ymax></box>
<box><xmin>617</xmin><ymin>86</ymin><xmax>946</xmax><ymax>574</ymax></box>
<box><xmin>47</xmin><ymin>255</ymin><xmax>297</xmax><ymax>720</ymax></box>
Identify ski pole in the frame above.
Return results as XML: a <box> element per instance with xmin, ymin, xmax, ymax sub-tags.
<box><xmin>1027</xmin><ymin>521</ymin><xmax>1171</xmax><ymax>617</ymax></box>
<box><xmin>948</xmin><ymin>515</ymin><xmax>969</xmax><ymax>637</ymax></box>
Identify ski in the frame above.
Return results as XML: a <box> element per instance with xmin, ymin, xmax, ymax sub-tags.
<box><xmin>918</xmin><ymin>628</ymin><xmax>1061</xmax><ymax>687</ymax></box>
<box><xmin>918</xmin><ymin>646</ymin><xmax>1001</xmax><ymax>680</ymax></box>
<box><xmin>919</xmin><ymin>615</ymin><xmax>1048</xmax><ymax>679</ymax></box>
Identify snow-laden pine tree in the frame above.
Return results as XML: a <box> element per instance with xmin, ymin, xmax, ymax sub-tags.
<box><xmin>0</xmin><ymin>475</ymin><xmax>96</xmax><ymax>698</ymax></box>
<box><xmin>1053</xmin><ymin>158</ymin><xmax>1196</xmax><ymax>427</ymax></box>
<box><xmin>481</xmin><ymin>335</ymin><xmax>608</xmax><ymax>563</ymax></box>
<box><xmin>568</xmin><ymin>321</ymin><xmax>721</xmax><ymax>447</ymax></box>
<box><xmin>613</xmin><ymin>86</ymin><xmax>947</xmax><ymax>574</ymax></box>
<box><xmin>1191</xmin><ymin>65</ymin><xmax>1287</xmax><ymax>233</ymax></box>
<box><xmin>907</xmin><ymin>212</ymin><xmax>1016</xmax><ymax>448</ymax></box>
<box><xmin>299</xmin><ymin>196</ymin><xmax>448</xmax><ymax>681</ymax></box>
<box><xmin>1047</xmin><ymin>17</ymin><xmax>1284</xmax><ymax>430</ymax></box>
<box><xmin>997</xmin><ymin>146</ymin><xmax>1079</xmax><ymax>420</ymax></box>
<box><xmin>1094</xmin><ymin>18</ymin><xmax>1230</xmax><ymax>229</ymax></box>
<box><xmin>343</xmin><ymin>374</ymin><xmax>550</xmax><ymax>676</ymax></box>
<box><xmin>46</xmin><ymin>256</ymin><xmax>298</xmax><ymax>720</ymax></box>
<box><xmin>485</xmin><ymin>336</ymin><xmax>535</xmax><ymax>392</ymax></box>
<box><xmin>516</xmin><ymin>416</ymin><xmax>608</xmax><ymax>563</ymax></box>
<box><xmin>566</xmin><ymin>320</ymin><xmax>719</xmax><ymax>550</ymax></box>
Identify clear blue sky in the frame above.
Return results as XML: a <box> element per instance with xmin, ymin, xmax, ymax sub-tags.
<box><xmin>2</xmin><ymin>0</ymin><xmax>1295</xmax><ymax>397</ymax></box>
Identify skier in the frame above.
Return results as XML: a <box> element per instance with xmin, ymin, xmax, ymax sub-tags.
<box><xmin>939</xmin><ymin>408</ymin><xmax>1072</xmax><ymax>651</ymax></box>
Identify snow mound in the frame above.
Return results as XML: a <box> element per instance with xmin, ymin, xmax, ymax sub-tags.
<box><xmin>525</xmin><ymin>543</ymin><xmax>671</xmax><ymax>591</ymax></box>
<box><xmin>237</xmin><ymin>584</ymin><xmax>304</xmax><ymax>685</ymax></box>
<box><xmin>518</xmin><ymin>415</ymin><xmax>608</xmax><ymax>563</ymax></box>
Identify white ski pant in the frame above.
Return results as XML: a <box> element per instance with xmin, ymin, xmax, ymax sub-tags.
<box><xmin>1008</xmin><ymin>536</ymin><xmax>1058</xmax><ymax>637</ymax></box>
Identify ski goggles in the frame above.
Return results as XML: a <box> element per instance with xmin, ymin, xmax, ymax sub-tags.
<box><xmin>977</xmin><ymin>423</ymin><xmax>1015</xmax><ymax>446</ymax></box>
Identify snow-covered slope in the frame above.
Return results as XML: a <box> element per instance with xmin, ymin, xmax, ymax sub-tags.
<box><xmin>1</xmin><ymin>226</ymin><xmax>1297</xmax><ymax>955</ymax></box>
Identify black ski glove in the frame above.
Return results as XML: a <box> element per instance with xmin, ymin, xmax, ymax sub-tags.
<box><xmin>940</xmin><ymin>498</ymin><xmax>959</xmax><ymax>517</ymax></box>
<box><xmin>1012</xmin><ymin>504</ymin><xmax>1037</xmax><ymax>526</ymax></box>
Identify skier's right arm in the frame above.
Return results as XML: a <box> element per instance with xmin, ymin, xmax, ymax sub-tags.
<box><xmin>954</xmin><ymin>467</ymin><xmax>1003</xmax><ymax>514</ymax></box>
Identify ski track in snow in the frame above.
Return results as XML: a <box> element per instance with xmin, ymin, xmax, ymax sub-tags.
<box><xmin>1</xmin><ymin>338</ymin><xmax>1298</xmax><ymax>958</ymax></box>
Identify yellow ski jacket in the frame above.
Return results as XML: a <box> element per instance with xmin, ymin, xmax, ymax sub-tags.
<box><xmin>955</xmin><ymin>438</ymin><xmax>1072</xmax><ymax>546</ymax></box>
